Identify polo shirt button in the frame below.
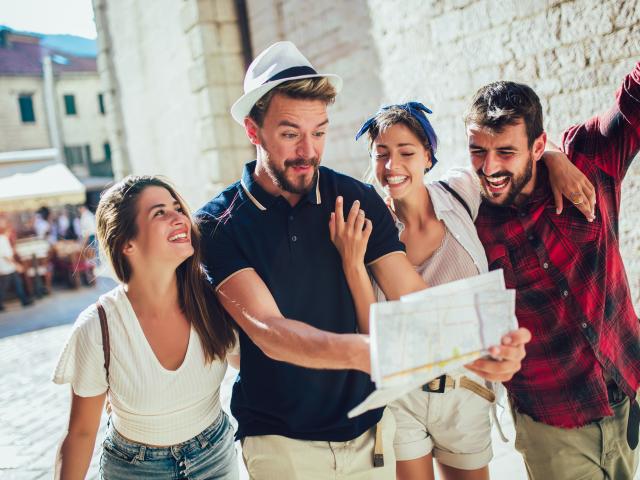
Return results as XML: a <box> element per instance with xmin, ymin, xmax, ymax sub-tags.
<box><xmin>543</xmin><ymin>262</ymin><xmax>549</xmax><ymax>269</ymax></box>
<box><xmin>289</xmin><ymin>215</ymin><xmax>294</xmax><ymax>221</ymax></box>
<box><xmin>528</xmin><ymin>235</ymin><xmax>534</xmax><ymax>241</ymax></box>
<box><xmin>581</xmin><ymin>322</ymin><xmax>588</xmax><ymax>329</ymax></box>
<box><xmin>519</xmin><ymin>212</ymin><xmax>526</xmax><ymax>217</ymax></box>
<box><xmin>291</xmin><ymin>235</ymin><xmax>297</xmax><ymax>242</ymax></box>
<box><xmin>562</xmin><ymin>290</ymin><xmax>569</xmax><ymax>297</ymax></box>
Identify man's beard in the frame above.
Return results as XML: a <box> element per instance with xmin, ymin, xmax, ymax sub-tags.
<box><xmin>262</xmin><ymin>140</ymin><xmax>319</xmax><ymax>195</ymax></box>
<box><xmin>477</xmin><ymin>153</ymin><xmax>533</xmax><ymax>207</ymax></box>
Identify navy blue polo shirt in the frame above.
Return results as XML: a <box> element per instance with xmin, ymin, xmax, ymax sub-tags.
<box><xmin>196</xmin><ymin>160</ymin><xmax>404</xmax><ymax>441</ymax></box>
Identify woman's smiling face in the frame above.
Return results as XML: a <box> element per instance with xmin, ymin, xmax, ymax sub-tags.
<box><xmin>125</xmin><ymin>186</ymin><xmax>194</xmax><ymax>270</ymax></box>
<box><xmin>372</xmin><ymin>122</ymin><xmax>432</xmax><ymax>201</ymax></box>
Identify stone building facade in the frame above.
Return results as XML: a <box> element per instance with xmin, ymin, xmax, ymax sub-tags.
<box><xmin>95</xmin><ymin>0</ymin><xmax>639</xmax><ymax>309</ymax></box>
<box><xmin>0</xmin><ymin>75</ymin><xmax>50</xmax><ymax>152</ymax></box>
<box><xmin>93</xmin><ymin>0</ymin><xmax>252</xmax><ymax>207</ymax></box>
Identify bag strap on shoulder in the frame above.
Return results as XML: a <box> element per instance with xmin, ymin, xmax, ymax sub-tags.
<box><xmin>437</xmin><ymin>180</ymin><xmax>473</xmax><ymax>220</ymax></box>
<box><xmin>96</xmin><ymin>301</ymin><xmax>110</xmax><ymax>385</ymax></box>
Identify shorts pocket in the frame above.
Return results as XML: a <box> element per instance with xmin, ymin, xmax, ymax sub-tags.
<box><xmin>102</xmin><ymin>438</ymin><xmax>137</xmax><ymax>463</ymax></box>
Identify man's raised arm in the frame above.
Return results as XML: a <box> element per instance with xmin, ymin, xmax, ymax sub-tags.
<box><xmin>562</xmin><ymin>61</ymin><xmax>640</xmax><ymax>180</ymax></box>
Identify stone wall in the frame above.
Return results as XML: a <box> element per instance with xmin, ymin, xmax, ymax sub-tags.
<box><xmin>94</xmin><ymin>0</ymin><xmax>200</xmax><ymax>206</ymax></box>
<box><xmin>366</xmin><ymin>0</ymin><xmax>640</xmax><ymax>311</ymax></box>
<box><xmin>181</xmin><ymin>0</ymin><xmax>253</xmax><ymax>194</ymax></box>
<box><xmin>94</xmin><ymin>0</ymin><xmax>251</xmax><ymax>209</ymax></box>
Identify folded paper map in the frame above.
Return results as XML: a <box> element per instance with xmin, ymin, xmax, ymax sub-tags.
<box><xmin>349</xmin><ymin>269</ymin><xmax>517</xmax><ymax>418</ymax></box>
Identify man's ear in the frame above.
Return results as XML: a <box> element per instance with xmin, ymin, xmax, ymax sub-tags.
<box><xmin>244</xmin><ymin>117</ymin><xmax>261</xmax><ymax>146</ymax></box>
<box><xmin>532</xmin><ymin>131</ymin><xmax>547</xmax><ymax>162</ymax></box>
<box><xmin>122</xmin><ymin>240</ymin><xmax>135</xmax><ymax>257</ymax></box>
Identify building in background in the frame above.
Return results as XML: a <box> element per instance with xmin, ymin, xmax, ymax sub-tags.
<box><xmin>93</xmin><ymin>0</ymin><xmax>640</xmax><ymax>310</ymax></box>
<box><xmin>0</xmin><ymin>26</ymin><xmax>112</xmax><ymax>209</ymax></box>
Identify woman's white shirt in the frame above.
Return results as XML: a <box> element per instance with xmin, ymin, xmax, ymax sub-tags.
<box><xmin>424</xmin><ymin>166</ymin><xmax>487</xmax><ymax>274</ymax></box>
<box><xmin>390</xmin><ymin>166</ymin><xmax>488</xmax><ymax>279</ymax></box>
<box><xmin>52</xmin><ymin>285</ymin><xmax>227</xmax><ymax>445</ymax></box>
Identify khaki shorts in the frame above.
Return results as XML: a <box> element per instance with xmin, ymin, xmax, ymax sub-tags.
<box><xmin>388</xmin><ymin>375</ymin><xmax>493</xmax><ymax>470</ymax></box>
<box><xmin>241</xmin><ymin>407</ymin><xmax>396</xmax><ymax>480</ymax></box>
<box><xmin>512</xmin><ymin>396</ymin><xmax>639</xmax><ymax>480</ymax></box>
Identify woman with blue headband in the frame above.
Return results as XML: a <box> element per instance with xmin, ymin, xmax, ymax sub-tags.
<box><xmin>329</xmin><ymin>102</ymin><xmax>593</xmax><ymax>480</ymax></box>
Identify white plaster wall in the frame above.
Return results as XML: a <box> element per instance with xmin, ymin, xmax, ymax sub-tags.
<box><xmin>98</xmin><ymin>0</ymin><xmax>205</xmax><ymax>209</ymax></box>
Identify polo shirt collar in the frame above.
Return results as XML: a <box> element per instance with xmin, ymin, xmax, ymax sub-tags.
<box><xmin>240</xmin><ymin>160</ymin><xmax>322</xmax><ymax>211</ymax></box>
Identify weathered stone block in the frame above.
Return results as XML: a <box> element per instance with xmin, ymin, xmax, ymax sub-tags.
<box><xmin>430</xmin><ymin>9</ymin><xmax>465</xmax><ymax>45</ymax></box>
<box><xmin>219</xmin><ymin>23</ymin><xmax>243</xmax><ymax>54</ymax></box>
<box><xmin>613</xmin><ymin>0</ymin><xmax>640</xmax><ymax>29</ymax></box>
<box><xmin>180</xmin><ymin>0</ymin><xmax>199</xmax><ymax>32</ymax></box>
<box><xmin>216</xmin><ymin>0</ymin><xmax>238</xmax><ymax>22</ymax></box>
<box><xmin>220</xmin><ymin>53</ymin><xmax>246</xmax><ymax>86</ymax></box>
<box><xmin>559</xmin><ymin>0</ymin><xmax>615</xmax><ymax>44</ymax></box>
<box><xmin>213</xmin><ymin>115</ymin><xmax>233</xmax><ymax>148</ymax></box>
<box><xmin>188</xmin><ymin>60</ymin><xmax>208</xmax><ymax>92</ymax></box>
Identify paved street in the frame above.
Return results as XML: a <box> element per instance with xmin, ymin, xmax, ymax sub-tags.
<box><xmin>0</xmin><ymin>276</ymin><xmax>118</xmax><ymax>338</ymax></box>
<box><xmin>0</xmin><ymin>282</ymin><xmax>634</xmax><ymax>479</ymax></box>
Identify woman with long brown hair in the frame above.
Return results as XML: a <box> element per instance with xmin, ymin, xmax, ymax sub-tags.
<box><xmin>52</xmin><ymin>176</ymin><xmax>238</xmax><ymax>479</ymax></box>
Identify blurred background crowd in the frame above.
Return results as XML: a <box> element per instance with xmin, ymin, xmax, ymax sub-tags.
<box><xmin>0</xmin><ymin>203</ymin><xmax>97</xmax><ymax>312</ymax></box>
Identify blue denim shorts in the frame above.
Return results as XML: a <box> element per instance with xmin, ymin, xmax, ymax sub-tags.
<box><xmin>100</xmin><ymin>411</ymin><xmax>238</xmax><ymax>479</ymax></box>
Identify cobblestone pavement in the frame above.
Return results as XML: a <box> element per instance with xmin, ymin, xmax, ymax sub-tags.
<box><xmin>0</xmin><ymin>287</ymin><xmax>636</xmax><ymax>479</ymax></box>
<box><xmin>0</xmin><ymin>277</ymin><xmax>117</xmax><ymax>339</ymax></box>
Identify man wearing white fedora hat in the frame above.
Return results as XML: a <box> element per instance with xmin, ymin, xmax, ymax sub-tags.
<box><xmin>197</xmin><ymin>41</ymin><xmax>531</xmax><ymax>479</ymax></box>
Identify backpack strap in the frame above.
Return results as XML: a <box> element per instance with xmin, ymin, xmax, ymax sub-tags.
<box><xmin>437</xmin><ymin>180</ymin><xmax>473</xmax><ymax>220</ymax></box>
<box><xmin>96</xmin><ymin>301</ymin><xmax>110</xmax><ymax>386</ymax></box>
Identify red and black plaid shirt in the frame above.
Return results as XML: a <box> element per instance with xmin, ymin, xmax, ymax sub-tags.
<box><xmin>475</xmin><ymin>62</ymin><xmax>640</xmax><ymax>428</ymax></box>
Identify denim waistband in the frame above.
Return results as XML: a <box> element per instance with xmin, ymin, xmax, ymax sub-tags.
<box><xmin>106</xmin><ymin>410</ymin><xmax>229</xmax><ymax>460</ymax></box>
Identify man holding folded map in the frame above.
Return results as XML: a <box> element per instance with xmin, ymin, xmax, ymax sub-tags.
<box><xmin>343</xmin><ymin>62</ymin><xmax>640</xmax><ymax>479</ymax></box>
<box><xmin>330</xmin><ymin>102</ymin><xmax>592</xmax><ymax>479</ymax></box>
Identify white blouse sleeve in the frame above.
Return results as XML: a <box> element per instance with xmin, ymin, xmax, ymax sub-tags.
<box><xmin>439</xmin><ymin>167</ymin><xmax>483</xmax><ymax>220</ymax></box>
<box><xmin>51</xmin><ymin>304</ymin><xmax>108</xmax><ymax>397</ymax></box>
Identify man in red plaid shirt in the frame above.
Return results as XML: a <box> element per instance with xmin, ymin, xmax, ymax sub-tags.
<box><xmin>467</xmin><ymin>62</ymin><xmax>640</xmax><ymax>479</ymax></box>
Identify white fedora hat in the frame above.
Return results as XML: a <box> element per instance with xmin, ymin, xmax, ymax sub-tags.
<box><xmin>230</xmin><ymin>41</ymin><xmax>343</xmax><ymax>125</ymax></box>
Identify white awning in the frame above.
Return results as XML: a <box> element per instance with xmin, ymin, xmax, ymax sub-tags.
<box><xmin>0</xmin><ymin>163</ymin><xmax>86</xmax><ymax>212</ymax></box>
